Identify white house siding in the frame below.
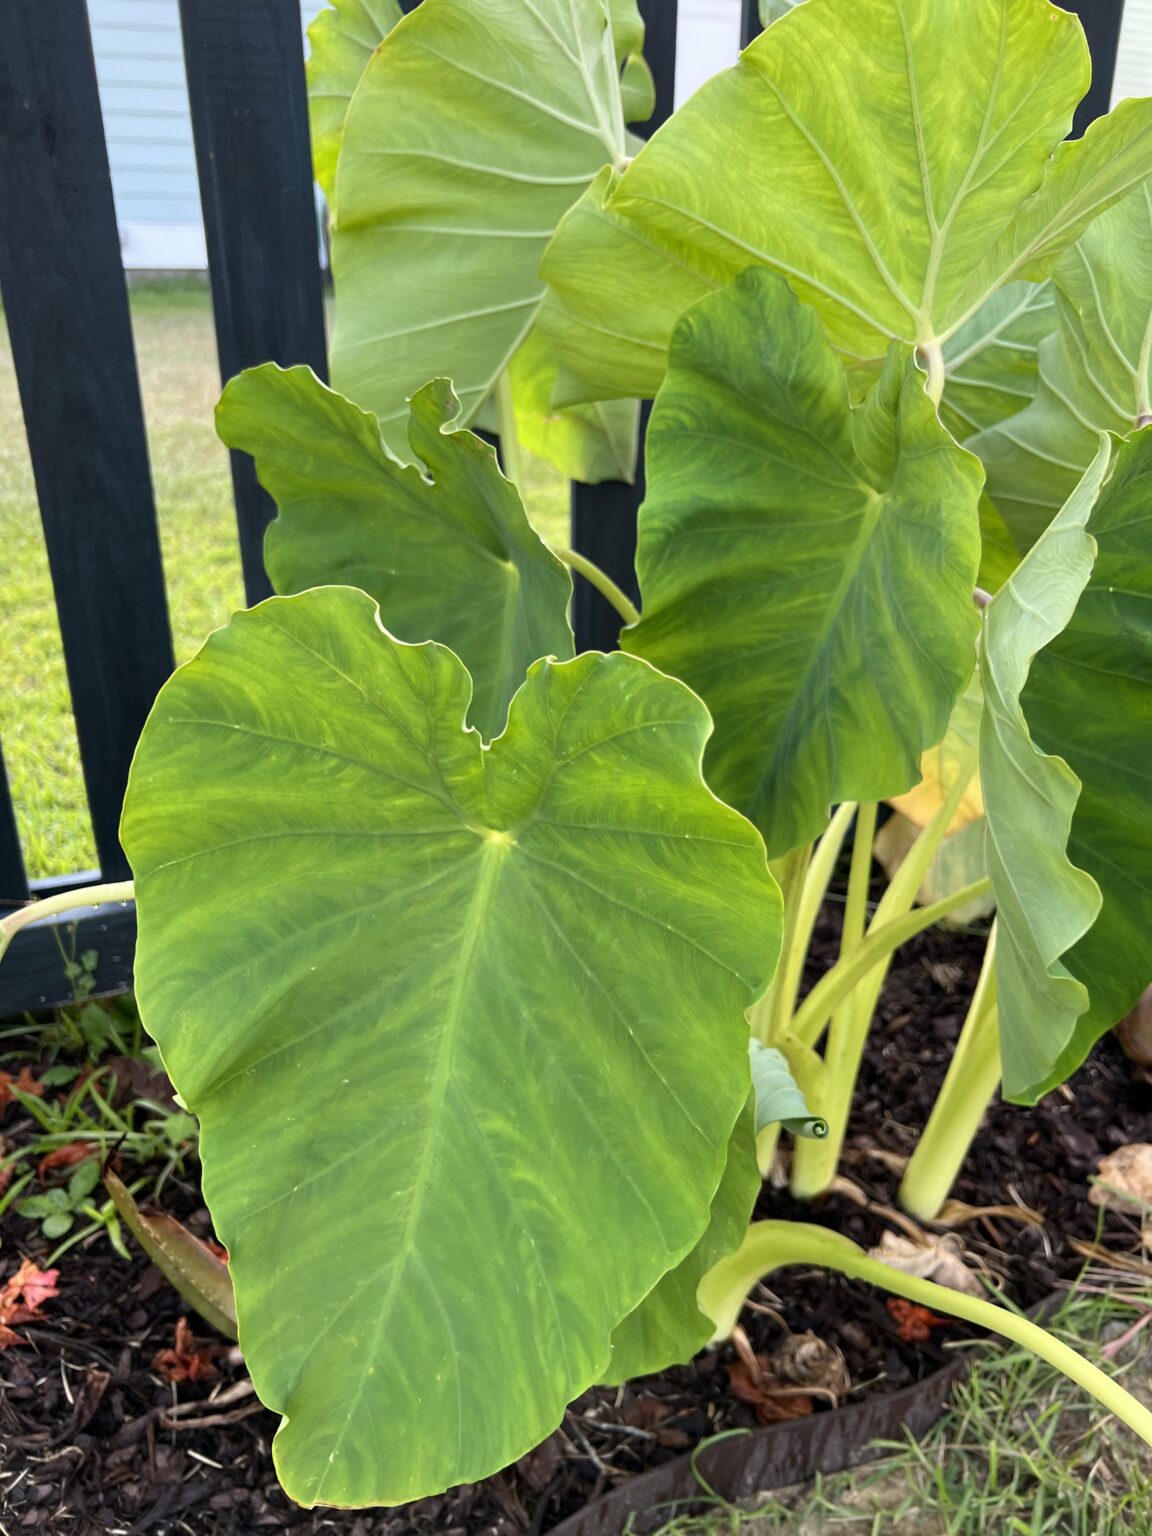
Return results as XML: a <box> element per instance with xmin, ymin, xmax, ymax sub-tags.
<box><xmin>87</xmin><ymin>0</ymin><xmax>326</xmax><ymax>269</ymax></box>
<box><xmin>674</xmin><ymin>0</ymin><xmax>742</xmax><ymax>106</ymax></box>
<box><xmin>86</xmin><ymin>0</ymin><xmax>1152</xmax><ymax>270</ymax></box>
<box><xmin>1115</xmin><ymin>1</ymin><xmax>1152</xmax><ymax>102</ymax></box>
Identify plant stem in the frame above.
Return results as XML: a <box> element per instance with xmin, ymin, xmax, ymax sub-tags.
<box><xmin>0</xmin><ymin>880</ymin><xmax>135</xmax><ymax>963</ymax></box>
<box><xmin>899</xmin><ymin>922</ymin><xmax>1001</xmax><ymax>1222</ymax></box>
<box><xmin>750</xmin><ymin>840</ymin><xmax>815</xmax><ymax>1044</ymax></box>
<box><xmin>869</xmin><ymin>737</ymin><xmax>978</xmax><ymax>934</ymax></box>
<box><xmin>493</xmin><ymin>368</ymin><xmax>524</xmax><ymax>491</ymax></box>
<box><xmin>751</xmin><ymin>807</ymin><xmax>855</xmax><ymax>1046</ymax></box>
<box><xmin>920</xmin><ymin>341</ymin><xmax>946</xmax><ymax>407</ymax></box>
<box><xmin>549</xmin><ymin>546</ymin><xmax>640</xmax><ymax>627</ymax></box>
<box><xmin>788</xmin><ymin>876</ymin><xmax>991</xmax><ymax>1051</ymax></box>
<box><xmin>790</xmin><ymin>803</ymin><xmax>877</xmax><ymax>1199</ymax></box>
<box><xmin>698</xmin><ymin>1221</ymin><xmax>1152</xmax><ymax>1450</ymax></box>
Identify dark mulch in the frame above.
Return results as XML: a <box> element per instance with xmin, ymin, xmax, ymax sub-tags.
<box><xmin>2</xmin><ymin>915</ymin><xmax>1149</xmax><ymax>1535</ymax></box>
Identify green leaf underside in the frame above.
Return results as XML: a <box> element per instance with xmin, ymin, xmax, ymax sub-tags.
<box><xmin>609</xmin><ymin>0</ymin><xmax>656</xmax><ymax>125</ymax></box>
<box><xmin>624</xmin><ymin>269</ymin><xmax>982</xmax><ymax>857</ymax></box>
<box><xmin>749</xmin><ymin>1040</ymin><xmax>826</xmax><ymax>1137</ymax></box>
<box><xmin>540</xmin><ymin>0</ymin><xmax>1152</xmax><ymax>407</ymax></box>
<box><xmin>215</xmin><ymin>365</ymin><xmax>574</xmax><ymax>741</ymax></box>
<box><xmin>972</xmin><ymin>180</ymin><xmax>1152</xmax><ymax>550</ymax></box>
<box><xmin>329</xmin><ymin>0</ymin><xmax>630</xmax><ymax>456</ymax></box>
<box><xmin>980</xmin><ymin>440</ymin><xmax>1109</xmax><ymax>1102</ymax></box>
<box><xmin>603</xmin><ymin>1100</ymin><xmax>759</xmax><ymax>1385</ymax></box>
<box><xmin>1015</xmin><ymin>430</ymin><xmax>1152</xmax><ymax>1088</ymax></box>
<box><xmin>306</xmin><ymin>0</ymin><xmax>401</xmax><ymax>204</ymax></box>
<box><xmin>122</xmin><ymin>588</ymin><xmax>782</xmax><ymax>1507</ymax></box>
<box><xmin>760</xmin><ymin>0</ymin><xmax>804</xmax><ymax>23</ymax></box>
<box><xmin>509</xmin><ymin>327</ymin><xmax>641</xmax><ymax>484</ymax></box>
<box><xmin>940</xmin><ymin>280</ymin><xmax>1056</xmax><ymax>444</ymax></box>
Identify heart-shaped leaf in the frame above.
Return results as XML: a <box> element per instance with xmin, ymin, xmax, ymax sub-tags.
<box><xmin>624</xmin><ymin>269</ymin><xmax>983</xmax><ymax>856</ymax></box>
<box><xmin>122</xmin><ymin>587</ymin><xmax>781</xmax><ymax>1506</ymax></box>
<box><xmin>979</xmin><ymin>440</ymin><xmax>1110</xmax><ymax>1101</ymax></box>
<box><xmin>215</xmin><ymin>364</ymin><xmax>573</xmax><ymax>740</ymax></box>
<box><xmin>329</xmin><ymin>0</ymin><xmax>634</xmax><ymax>452</ymax></box>
<box><xmin>972</xmin><ymin>180</ymin><xmax>1152</xmax><ymax>550</ymax></box>
<box><xmin>541</xmin><ymin>0</ymin><xmax>1152</xmax><ymax>406</ymax></box>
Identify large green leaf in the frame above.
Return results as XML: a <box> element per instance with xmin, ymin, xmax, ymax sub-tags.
<box><xmin>540</xmin><ymin>0</ymin><xmax>1152</xmax><ymax>407</ymax></box>
<box><xmin>329</xmin><ymin>0</ymin><xmax>632</xmax><ymax>451</ymax></box>
<box><xmin>122</xmin><ymin>587</ymin><xmax>781</xmax><ymax>1506</ymax></box>
<box><xmin>979</xmin><ymin>440</ymin><xmax>1109</xmax><ymax>1102</ymax></box>
<box><xmin>971</xmin><ymin>181</ymin><xmax>1152</xmax><ymax>550</ymax></box>
<box><xmin>306</xmin><ymin>0</ymin><xmax>401</xmax><ymax>203</ymax></box>
<box><xmin>1013</xmin><ymin>430</ymin><xmax>1152</xmax><ymax>1090</ymax></box>
<box><xmin>215</xmin><ymin>364</ymin><xmax>573</xmax><ymax>741</ymax></box>
<box><xmin>602</xmin><ymin>1101</ymin><xmax>758</xmax><ymax>1385</ymax></box>
<box><xmin>624</xmin><ymin>269</ymin><xmax>983</xmax><ymax>856</ymax></box>
<box><xmin>940</xmin><ymin>281</ymin><xmax>1055</xmax><ymax>444</ymax></box>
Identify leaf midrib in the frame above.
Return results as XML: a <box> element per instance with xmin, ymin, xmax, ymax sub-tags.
<box><xmin>307</xmin><ymin>835</ymin><xmax>509</xmax><ymax>1501</ymax></box>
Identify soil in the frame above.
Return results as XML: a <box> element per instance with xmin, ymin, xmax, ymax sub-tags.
<box><xmin>2</xmin><ymin>913</ymin><xmax>1150</xmax><ymax>1536</ymax></box>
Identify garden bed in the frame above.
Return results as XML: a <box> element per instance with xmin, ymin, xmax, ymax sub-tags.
<box><xmin>2</xmin><ymin>916</ymin><xmax>1149</xmax><ymax>1536</ymax></box>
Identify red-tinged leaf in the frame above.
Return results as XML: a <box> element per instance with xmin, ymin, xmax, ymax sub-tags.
<box><xmin>0</xmin><ymin>1259</ymin><xmax>61</xmax><ymax>1328</ymax></box>
<box><xmin>0</xmin><ymin>1322</ymin><xmax>25</xmax><ymax>1350</ymax></box>
<box><xmin>152</xmin><ymin>1316</ymin><xmax>228</xmax><ymax>1384</ymax></box>
<box><xmin>38</xmin><ymin>1141</ymin><xmax>100</xmax><ymax>1182</ymax></box>
<box><xmin>886</xmin><ymin>1298</ymin><xmax>948</xmax><ymax>1343</ymax></box>
<box><xmin>725</xmin><ymin>1358</ymin><xmax>816</xmax><ymax>1424</ymax></box>
<box><xmin>0</xmin><ymin>1067</ymin><xmax>44</xmax><ymax>1112</ymax></box>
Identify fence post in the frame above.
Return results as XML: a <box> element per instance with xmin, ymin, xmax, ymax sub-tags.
<box><xmin>570</xmin><ymin>0</ymin><xmax>678</xmax><ymax>653</ymax></box>
<box><xmin>1062</xmin><ymin>1</ymin><xmax>1125</xmax><ymax>135</ymax></box>
<box><xmin>0</xmin><ymin>0</ymin><xmax>175</xmax><ymax>887</ymax></box>
<box><xmin>179</xmin><ymin>0</ymin><xmax>329</xmax><ymax>606</ymax></box>
<box><xmin>0</xmin><ymin>744</ymin><xmax>28</xmax><ymax>905</ymax></box>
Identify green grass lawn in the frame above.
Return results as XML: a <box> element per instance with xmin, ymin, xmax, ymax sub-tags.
<box><xmin>671</xmin><ymin>1287</ymin><xmax>1152</xmax><ymax>1536</ymax></box>
<box><xmin>0</xmin><ymin>280</ymin><xmax>569</xmax><ymax>879</ymax></box>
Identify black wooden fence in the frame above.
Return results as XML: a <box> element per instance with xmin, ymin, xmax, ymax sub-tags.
<box><xmin>0</xmin><ymin>0</ymin><xmax>1126</xmax><ymax>1016</ymax></box>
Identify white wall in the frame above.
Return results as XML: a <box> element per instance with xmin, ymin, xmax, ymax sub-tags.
<box><xmin>674</xmin><ymin>0</ymin><xmax>742</xmax><ymax>107</ymax></box>
<box><xmin>1114</xmin><ymin>0</ymin><xmax>1152</xmax><ymax>102</ymax></box>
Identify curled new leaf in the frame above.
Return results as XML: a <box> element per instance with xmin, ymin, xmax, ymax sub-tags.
<box><xmin>749</xmin><ymin>1041</ymin><xmax>826</xmax><ymax>1139</ymax></box>
<box><xmin>122</xmin><ymin>588</ymin><xmax>781</xmax><ymax>1506</ymax></box>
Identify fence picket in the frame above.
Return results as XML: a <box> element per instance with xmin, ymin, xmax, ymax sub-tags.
<box><xmin>179</xmin><ymin>0</ymin><xmax>329</xmax><ymax>606</ymax></box>
<box><xmin>0</xmin><ymin>743</ymin><xmax>29</xmax><ymax>905</ymax></box>
<box><xmin>570</xmin><ymin>0</ymin><xmax>679</xmax><ymax>653</ymax></box>
<box><xmin>0</xmin><ymin>0</ymin><xmax>175</xmax><ymax>892</ymax></box>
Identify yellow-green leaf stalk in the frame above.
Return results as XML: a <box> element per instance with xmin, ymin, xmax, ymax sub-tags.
<box><xmin>699</xmin><ymin>1222</ymin><xmax>1152</xmax><ymax>1452</ymax></box>
<box><xmin>899</xmin><ymin>923</ymin><xmax>1001</xmax><ymax>1222</ymax></box>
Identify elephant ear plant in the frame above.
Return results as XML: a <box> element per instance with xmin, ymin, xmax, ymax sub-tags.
<box><xmin>6</xmin><ymin>0</ymin><xmax>1152</xmax><ymax>1511</ymax></box>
